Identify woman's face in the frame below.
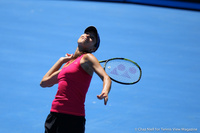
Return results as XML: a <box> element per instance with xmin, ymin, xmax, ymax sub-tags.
<box><xmin>77</xmin><ymin>32</ymin><xmax>97</xmax><ymax>52</ymax></box>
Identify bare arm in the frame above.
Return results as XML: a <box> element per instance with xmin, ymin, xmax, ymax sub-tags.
<box><xmin>40</xmin><ymin>54</ymin><xmax>73</xmax><ymax>88</ymax></box>
<box><xmin>84</xmin><ymin>54</ymin><xmax>112</xmax><ymax>105</ymax></box>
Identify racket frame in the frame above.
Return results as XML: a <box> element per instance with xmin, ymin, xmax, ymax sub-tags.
<box><xmin>99</xmin><ymin>58</ymin><xmax>142</xmax><ymax>85</ymax></box>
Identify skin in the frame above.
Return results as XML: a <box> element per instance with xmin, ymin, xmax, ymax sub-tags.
<box><xmin>40</xmin><ymin>31</ymin><xmax>112</xmax><ymax>105</ymax></box>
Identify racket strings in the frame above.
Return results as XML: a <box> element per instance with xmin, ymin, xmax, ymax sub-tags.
<box><xmin>105</xmin><ymin>60</ymin><xmax>140</xmax><ymax>84</ymax></box>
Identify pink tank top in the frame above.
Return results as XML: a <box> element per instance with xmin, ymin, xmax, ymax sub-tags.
<box><xmin>50</xmin><ymin>54</ymin><xmax>92</xmax><ymax>116</ymax></box>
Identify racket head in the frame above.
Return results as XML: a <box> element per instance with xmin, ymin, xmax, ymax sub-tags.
<box><xmin>101</xmin><ymin>58</ymin><xmax>142</xmax><ymax>85</ymax></box>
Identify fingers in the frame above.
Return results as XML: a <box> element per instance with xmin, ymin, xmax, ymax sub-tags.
<box><xmin>97</xmin><ymin>94</ymin><xmax>103</xmax><ymax>99</ymax></box>
<box><xmin>104</xmin><ymin>96</ymin><xmax>108</xmax><ymax>105</ymax></box>
<box><xmin>97</xmin><ymin>93</ymin><xmax>106</xmax><ymax>99</ymax></box>
<box><xmin>97</xmin><ymin>93</ymin><xmax>108</xmax><ymax>105</ymax></box>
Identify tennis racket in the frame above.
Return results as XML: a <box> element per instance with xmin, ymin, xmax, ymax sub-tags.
<box><xmin>99</xmin><ymin>58</ymin><xmax>142</xmax><ymax>85</ymax></box>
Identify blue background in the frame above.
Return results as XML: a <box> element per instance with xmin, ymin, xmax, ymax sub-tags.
<box><xmin>0</xmin><ymin>1</ymin><xmax>200</xmax><ymax>133</ymax></box>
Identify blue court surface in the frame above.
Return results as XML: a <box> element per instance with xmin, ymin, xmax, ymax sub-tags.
<box><xmin>0</xmin><ymin>1</ymin><xmax>200</xmax><ymax>133</ymax></box>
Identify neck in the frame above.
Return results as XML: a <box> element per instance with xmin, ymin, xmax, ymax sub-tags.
<box><xmin>73</xmin><ymin>47</ymin><xmax>86</xmax><ymax>59</ymax></box>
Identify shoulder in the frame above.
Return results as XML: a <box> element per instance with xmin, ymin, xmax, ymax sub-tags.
<box><xmin>83</xmin><ymin>53</ymin><xmax>98</xmax><ymax>63</ymax></box>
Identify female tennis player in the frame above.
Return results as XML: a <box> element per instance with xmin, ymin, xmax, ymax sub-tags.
<box><xmin>40</xmin><ymin>26</ymin><xmax>112</xmax><ymax>133</ymax></box>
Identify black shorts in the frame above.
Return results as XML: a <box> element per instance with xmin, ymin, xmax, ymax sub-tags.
<box><xmin>44</xmin><ymin>112</ymin><xmax>86</xmax><ymax>133</ymax></box>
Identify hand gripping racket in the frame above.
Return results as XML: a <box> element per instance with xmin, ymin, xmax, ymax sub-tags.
<box><xmin>99</xmin><ymin>58</ymin><xmax>142</xmax><ymax>85</ymax></box>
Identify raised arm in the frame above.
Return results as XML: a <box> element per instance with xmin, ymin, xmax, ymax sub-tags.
<box><xmin>84</xmin><ymin>54</ymin><xmax>112</xmax><ymax>105</ymax></box>
<box><xmin>40</xmin><ymin>54</ymin><xmax>73</xmax><ymax>88</ymax></box>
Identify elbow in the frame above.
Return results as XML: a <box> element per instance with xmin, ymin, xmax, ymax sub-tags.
<box><xmin>40</xmin><ymin>80</ymin><xmax>54</xmax><ymax>88</ymax></box>
<box><xmin>40</xmin><ymin>81</ymin><xmax>46</xmax><ymax>88</ymax></box>
<box><xmin>40</xmin><ymin>80</ymin><xmax>50</xmax><ymax>88</ymax></box>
